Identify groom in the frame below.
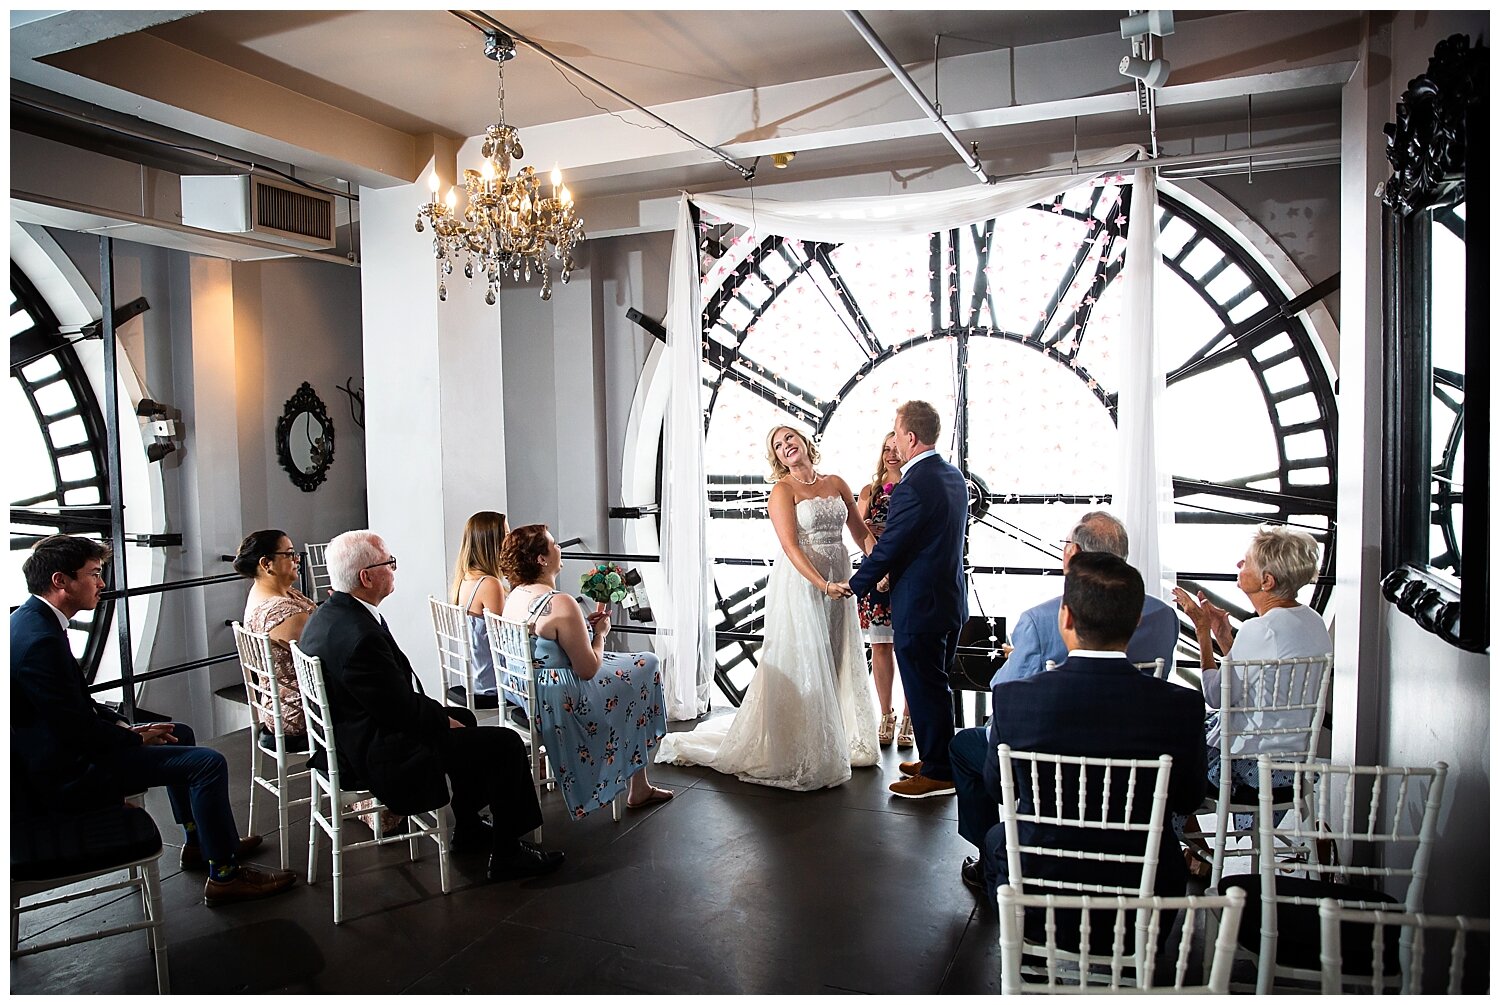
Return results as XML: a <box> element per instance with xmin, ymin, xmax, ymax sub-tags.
<box><xmin>842</xmin><ymin>400</ymin><xmax>968</xmax><ymax>798</ymax></box>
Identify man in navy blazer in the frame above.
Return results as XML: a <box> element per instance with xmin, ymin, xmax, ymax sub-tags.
<box><xmin>845</xmin><ymin>400</ymin><xmax>968</xmax><ymax>798</ymax></box>
<box><xmin>951</xmin><ymin>551</ymin><xmax>1206</xmax><ymax>912</ymax></box>
<box><xmin>992</xmin><ymin>510</ymin><xmax>1179</xmax><ymax>685</ymax></box>
<box><xmin>297</xmin><ymin>529</ymin><xmax>563</xmax><ymax>882</ymax></box>
<box><xmin>11</xmin><ymin>535</ymin><xmax>293</xmax><ymax>906</ymax></box>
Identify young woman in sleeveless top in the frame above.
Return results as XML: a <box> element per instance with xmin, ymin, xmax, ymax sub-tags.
<box><xmin>451</xmin><ymin>510</ymin><xmax>510</xmax><ymax>707</ymax></box>
<box><xmin>856</xmin><ymin>432</ymin><xmax>913</xmax><ymax>748</ymax></box>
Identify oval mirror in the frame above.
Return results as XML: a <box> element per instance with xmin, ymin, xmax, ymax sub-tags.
<box><xmin>275</xmin><ymin>382</ymin><xmax>335</xmax><ymax>492</ymax></box>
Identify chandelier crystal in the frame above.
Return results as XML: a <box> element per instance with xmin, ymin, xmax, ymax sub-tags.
<box><xmin>415</xmin><ymin>30</ymin><xmax>584</xmax><ymax>303</ymax></box>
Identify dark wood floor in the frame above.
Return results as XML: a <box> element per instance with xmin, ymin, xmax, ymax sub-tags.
<box><xmin>12</xmin><ymin>716</ymin><xmax>1008</xmax><ymax>994</ymax></box>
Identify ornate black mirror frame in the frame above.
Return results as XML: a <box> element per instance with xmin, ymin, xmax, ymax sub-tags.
<box><xmin>275</xmin><ymin>381</ymin><xmax>335</xmax><ymax>493</ymax></box>
<box><xmin>1379</xmin><ymin>34</ymin><xmax>1488</xmax><ymax>652</ymax></box>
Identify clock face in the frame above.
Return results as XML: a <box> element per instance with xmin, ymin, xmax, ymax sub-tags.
<box><xmin>690</xmin><ymin>181</ymin><xmax>1338</xmax><ymax>705</ymax></box>
<box><xmin>9</xmin><ymin>264</ymin><xmax>114</xmax><ymax>681</ymax></box>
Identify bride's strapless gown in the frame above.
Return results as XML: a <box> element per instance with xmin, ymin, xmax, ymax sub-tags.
<box><xmin>656</xmin><ymin>495</ymin><xmax>879</xmax><ymax>790</ymax></box>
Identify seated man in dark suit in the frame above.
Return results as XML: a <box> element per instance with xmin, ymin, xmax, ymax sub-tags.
<box><xmin>951</xmin><ymin>551</ymin><xmax>1206</xmax><ymax>916</ymax></box>
<box><xmin>11</xmin><ymin>535</ymin><xmax>294</xmax><ymax>906</ymax></box>
<box><xmin>297</xmin><ymin>529</ymin><xmax>563</xmax><ymax>881</ymax></box>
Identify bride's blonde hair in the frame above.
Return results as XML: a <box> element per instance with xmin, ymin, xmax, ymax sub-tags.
<box><xmin>765</xmin><ymin>425</ymin><xmax>819</xmax><ymax>481</ymax></box>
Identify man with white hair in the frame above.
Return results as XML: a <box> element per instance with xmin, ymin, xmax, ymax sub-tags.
<box><xmin>992</xmin><ymin>510</ymin><xmax>1178</xmax><ymax>685</ymax></box>
<box><xmin>299</xmin><ymin>530</ymin><xmax>563</xmax><ymax>881</ymax></box>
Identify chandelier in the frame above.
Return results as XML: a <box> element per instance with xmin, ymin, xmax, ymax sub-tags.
<box><xmin>415</xmin><ymin>30</ymin><xmax>584</xmax><ymax>303</ymax></box>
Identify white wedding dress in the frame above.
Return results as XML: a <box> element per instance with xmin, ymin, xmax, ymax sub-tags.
<box><xmin>657</xmin><ymin>495</ymin><xmax>879</xmax><ymax>790</ymax></box>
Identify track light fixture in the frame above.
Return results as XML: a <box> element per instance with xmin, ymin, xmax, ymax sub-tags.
<box><xmin>1120</xmin><ymin>55</ymin><xmax>1171</xmax><ymax>88</ymax></box>
<box><xmin>1120</xmin><ymin>10</ymin><xmax>1174</xmax><ymax>40</ymax></box>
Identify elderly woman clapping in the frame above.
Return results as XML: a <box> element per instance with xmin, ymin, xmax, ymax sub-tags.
<box><xmin>1171</xmin><ymin>525</ymin><xmax>1332</xmax><ymax>876</ymax></box>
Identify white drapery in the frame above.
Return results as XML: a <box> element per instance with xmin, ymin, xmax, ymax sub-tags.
<box><xmin>1114</xmin><ymin>167</ymin><xmax>1175</xmax><ymax>601</ymax></box>
<box><xmin>660</xmin><ymin>194</ymin><xmax>716</xmax><ymax>719</ymax></box>
<box><xmin>660</xmin><ymin>144</ymin><xmax>1170</xmax><ymax>716</ymax></box>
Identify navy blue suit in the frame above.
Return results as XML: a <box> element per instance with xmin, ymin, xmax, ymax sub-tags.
<box><xmin>950</xmin><ymin>654</ymin><xmax>1206</xmax><ymax>909</ymax></box>
<box><xmin>11</xmin><ymin>595</ymin><xmax>242</xmax><ymax>863</ymax></box>
<box><xmin>850</xmin><ymin>450</ymin><xmax>968</xmax><ymax>779</ymax></box>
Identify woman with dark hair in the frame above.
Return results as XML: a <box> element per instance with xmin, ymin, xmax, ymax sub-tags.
<box><xmin>451</xmin><ymin>510</ymin><xmax>510</xmax><ymax>708</ymax></box>
<box><xmin>237</xmin><ymin>529</ymin><xmax>316</xmax><ymax>737</ymax></box>
<box><xmin>499</xmin><ymin>524</ymin><xmax>672</xmax><ymax>818</ymax></box>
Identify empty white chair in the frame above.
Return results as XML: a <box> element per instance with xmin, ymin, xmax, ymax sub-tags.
<box><xmin>1318</xmin><ymin>898</ymin><xmax>1487</xmax><ymax>994</ymax></box>
<box><xmin>291</xmin><ymin>642</ymin><xmax>452</xmax><ymax>925</ymax></box>
<box><xmin>1226</xmin><ymin>756</ymin><xmax>1448</xmax><ymax>993</ymax></box>
<box><xmin>11</xmin><ymin>805</ymin><xmax>169</xmax><ymax>993</ymax></box>
<box><xmin>303</xmin><ymin>542</ymin><xmax>333</xmax><ymax>599</ymax></box>
<box><xmin>997</xmin><ymin>745</ymin><xmax>1174</xmax><ymax>980</ymax></box>
<box><xmin>998</xmin><ymin>885</ymin><xmax>1245</xmax><ymax>994</ymax></box>
<box><xmin>232</xmin><ymin>622</ymin><xmax>312</xmax><ymax>871</ymax></box>
<box><xmin>1201</xmin><ymin>653</ymin><xmax>1332</xmax><ymax>887</ymax></box>
<box><xmin>429</xmin><ymin>596</ymin><xmax>499</xmax><ymax>722</ymax></box>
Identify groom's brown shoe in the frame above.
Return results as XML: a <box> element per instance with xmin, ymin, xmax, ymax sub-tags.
<box><xmin>889</xmin><ymin>774</ymin><xmax>956</xmax><ymax>799</ymax></box>
<box><xmin>899</xmin><ymin>759</ymin><xmax>922</xmax><ymax>777</ymax></box>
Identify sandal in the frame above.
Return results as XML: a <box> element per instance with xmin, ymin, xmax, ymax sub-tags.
<box><xmin>626</xmin><ymin>786</ymin><xmax>675</xmax><ymax>810</ymax></box>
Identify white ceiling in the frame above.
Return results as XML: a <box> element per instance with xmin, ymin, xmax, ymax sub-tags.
<box><xmin>130</xmin><ymin>10</ymin><xmax>1225</xmax><ymax>137</ymax></box>
<box><xmin>11</xmin><ymin>9</ymin><xmax>1355</xmax><ymax>239</ymax></box>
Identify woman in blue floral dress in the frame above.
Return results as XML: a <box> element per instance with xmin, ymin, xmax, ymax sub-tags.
<box><xmin>500</xmin><ymin>524</ymin><xmax>673</xmax><ymax>818</ymax></box>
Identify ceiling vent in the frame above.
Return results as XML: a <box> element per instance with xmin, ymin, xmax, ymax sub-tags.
<box><xmin>180</xmin><ymin>175</ymin><xmax>336</xmax><ymax>249</ymax></box>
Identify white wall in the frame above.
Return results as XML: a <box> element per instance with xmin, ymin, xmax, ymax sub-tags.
<box><xmin>46</xmin><ymin>229</ymin><xmax>368</xmax><ymax>731</ymax></box>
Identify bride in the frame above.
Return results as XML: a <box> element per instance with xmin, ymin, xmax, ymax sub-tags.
<box><xmin>657</xmin><ymin>425</ymin><xmax>881</xmax><ymax>790</ymax></box>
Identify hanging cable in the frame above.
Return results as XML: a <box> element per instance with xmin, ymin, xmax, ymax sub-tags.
<box><xmin>452</xmin><ymin>11</ymin><xmax>755</xmax><ymax>181</ymax></box>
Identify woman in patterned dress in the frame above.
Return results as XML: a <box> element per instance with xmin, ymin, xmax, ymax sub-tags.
<box><xmin>499</xmin><ymin>524</ymin><xmax>672</xmax><ymax>818</ymax></box>
<box><xmin>856</xmin><ymin>432</ymin><xmax>913</xmax><ymax>748</ymax></box>
<box><xmin>236</xmin><ymin>529</ymin><xmax>317</xmax><ymax>738</ymax></box>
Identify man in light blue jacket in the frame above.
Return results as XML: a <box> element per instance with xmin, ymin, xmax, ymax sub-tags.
<box><xmin>992</xmin><ymin>511</ymin><xmax>1179</xmax><ymax>685</ymax></box>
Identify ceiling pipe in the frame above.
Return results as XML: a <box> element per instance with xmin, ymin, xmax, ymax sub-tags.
<box><xmin>983</xmin><ymin>139</ymin><xmax>1340</xmax><ymax>186</ymax></box>
<box><xmin>844</xmin><ymin>10</ymin><xmax>994</xmax><ymax>185</ymax></box>
<box><xmin>12</xmin><ymin>93</ymin><xmax>358</xmax><ymax>203</ymax></box>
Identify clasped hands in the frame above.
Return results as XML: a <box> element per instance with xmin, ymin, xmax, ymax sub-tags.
<box><xmin>126</xmin><ymin>722</ymin><xmax>178</xmax><ymax>746</ymax></box>
<box><xmin>822</xmin><ymin>580</ymin><xmax>854</xmax><ymax>599</ymax></box>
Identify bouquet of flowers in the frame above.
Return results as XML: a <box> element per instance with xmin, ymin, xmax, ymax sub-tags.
<box><xmin>580</xmin><ymin>562</ymin><xmax>631</xmax><ymax>604</ymax></box>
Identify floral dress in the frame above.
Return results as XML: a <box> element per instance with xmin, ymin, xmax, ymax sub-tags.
<box><xmin>525</xmin><ymin>591</ymin><xmax>667</xmax><ymax>818</ymax></box>
<box><xmin>858</xmin><ymin>483</ymin><xmax>895</xmax><ymax>643</ymax></box>
<box><xmin>245</xmin><ymin>588</ymin><xmax>318</xmax><ymax>735</ymax></box>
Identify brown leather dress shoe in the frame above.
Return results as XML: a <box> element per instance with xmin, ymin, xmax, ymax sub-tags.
<box><xmin>899</xmin><ymin>759</ymin><xmax>923</xmax><ymax>777</ymax></box>
<box><xmin>889</xmin><ymin>773</ymin><xmax>956</xmax><ymax>799</ymax></box>
<box><xmin>180</xmin><ymin>834</ymin><xmax>264</xmax><ymax>872</ymax></box>
<box><xmin>203</xmin><ymin>864</ymin><xmax>296</xmax><ymax>906</ymax></box>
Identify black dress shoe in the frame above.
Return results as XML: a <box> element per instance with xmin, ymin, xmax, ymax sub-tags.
<box><xmin>487</xmin><ymin>841</ymin><xmax>565</xmax><ymax>881</ymax></box>
<box><xmin>450</xmin><ymin>819</ymin><xmax>493</xmax><ymax>854</ymax></box>
<box><xmin>961</xmin><ymin>855</ymin><xmax>984</xmax><ymax>892</ymax></box>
